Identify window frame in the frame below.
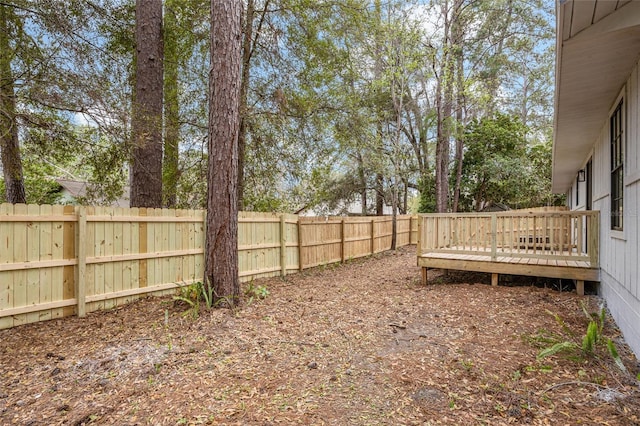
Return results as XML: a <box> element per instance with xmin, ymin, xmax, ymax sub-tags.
<box><xmin>610</xmin><ymin>99</ymin><xmax>624</xmax><ymax>231</ymax></box>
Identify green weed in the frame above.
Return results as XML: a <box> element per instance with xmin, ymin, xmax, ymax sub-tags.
<box><xmin>172</xmin><ymin>280</ymin><xmax>218</xmax><ymax>317</ymax></box>
<box><xmin>535</xmin><ymin>304</ymin><xmax>628</xmax><ymax>373</ymax></box>
<box><xmin>245</xmin><ymin>280</ymin><xmax>269</xmax><ymax>303</ymax></box>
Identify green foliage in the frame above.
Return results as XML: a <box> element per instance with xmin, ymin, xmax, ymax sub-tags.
<box><xmin>245</xmin><ymin>281</ymin><xmax>269</xmax><ymax>302</ymax></box>
<box><xmin>0</xmin><ymin>158</ymin><xmax>62</xmax><ymax>205</ymax></box>
<box><xmin>459</xmin><ymin>114</ymin><xmax>564</xmax><ymax>211</ymax></box>
<box><xmin>172</xmin><ymin>280</ymin><xmax>216</xmax><ymax>317</ymax></box>
<box><xmin>173</xmin><ymin>283</ymin><xmax>201</xmax><ymax>318</ymax></box>
<box><xmin>524</xmin><ymin>139</ymin><xmax>566</xmax><ymax>207</ymax></box>
<box><xmin>607</xmin><ymin>339</ymin><xmax>628</xmax><ymax>373</ymax></box>
<box><xmin>537</xmin><ymin>341</ymin><xmax>578</xmax><ymax>361</ymax></box>
<box><xmin>548</xmin><ymin>309</ymin><xmax>576</xmax><ymax>338</ymax></box>
<box><xmin>459</xmin><ymin>114</ymin><xmax>528</xmax><ymax>211</ymax></box>
<box><xmin>200</xmin><ymin>280</ymin><xmax>214</xmax><ymax>309</ymax></box>
<box><xmin>418</xmin><ymin>173</ymin><xmax>436</xmax><ymax>213</ymax></box>
<box><xmin>582</xmin><ymin>321</ymin><xmax>599</xmax><ymax>354</ymax></box>
<box><xmin>0</xmin><ymin>0</ymin><xmax>557</xmax><ymax>216</ymax></box>
<box><xmin>174</xmin><ymin>149</ymin><xmax>207</xmax><ymax>209</ymax></box>
<box><xmin>534</xmin><ymin>307</ymin><xmax>628</xmax><ymax>374</ymax></box>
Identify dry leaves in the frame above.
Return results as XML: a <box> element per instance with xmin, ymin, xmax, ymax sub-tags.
<box><xmin>1</xmin><ymin>247</ymin><xmax>639</xmax><ymax>425</ymax></box>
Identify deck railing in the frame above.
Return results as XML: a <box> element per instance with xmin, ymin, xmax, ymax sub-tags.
<box><xmin>417</xmin><ymin>210</ymin><xmax>600</xmax><ymax>267</ymax></box>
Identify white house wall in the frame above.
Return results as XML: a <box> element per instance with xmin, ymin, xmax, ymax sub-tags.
<box><xmin>571</xmin><ymin>60</ymin><xmax>640</xmax><ymax>356</ymax></box>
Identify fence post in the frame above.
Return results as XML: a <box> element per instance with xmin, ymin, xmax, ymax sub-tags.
<box><xmin>297</xmin><ymin>217</ymin><xmax>304</xmax><ymax>271</ymax></box>
<box><xmin>371</xmin><ymin>218</ymin><xmax>376</xmax><ymax>254</ymax></box>
<box><xmin>76</xmin><ymin>206</ymin><xmax>87</xmax><ymax>317</ymax></box>
<box><xmin>280</xmin><ymin>214</ymin><xmax>287</xmax><ymax>277</ymax></box>
<box><xmin>411</xmin><ymin>216</ymin><xmax>417</xmax><ymax>245</ymax></box>
<box><xmin>341</xmin><ymin>218</ymin><xmax>345</xmax><ymax>263</ymax></box>
<box><xmin>62</xmin><ymin>206</ymin><xmax>76</xmax><ymax>317</ymax></box>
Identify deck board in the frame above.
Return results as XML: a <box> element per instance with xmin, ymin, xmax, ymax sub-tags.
<box><xmin>419</xmin><ymin>250</ymin><xmax>599</xmax><ymax>283</ymax></box>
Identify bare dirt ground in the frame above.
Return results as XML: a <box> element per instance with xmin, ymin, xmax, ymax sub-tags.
<box><xmin>1</xmin><ymin>246</ymin><xmax>639</xmax><ymax>425</ymax></box>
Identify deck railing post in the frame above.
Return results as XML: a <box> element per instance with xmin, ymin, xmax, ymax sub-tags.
<box><xmin>589</xmin><ymin>212</ymin><xmax>600</xmax><ymax>267</ymax></box>
<box><xmin>417</xmin><ymin>216</ymin><xmax>423</xmax><ymax>257</ymax></box>
<box><xmin>490</xmin><ymin>214</ymin><xmax>497</xmax><ymax>261</ymax></box>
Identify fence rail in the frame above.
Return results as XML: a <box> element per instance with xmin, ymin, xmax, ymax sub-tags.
<box><xmin>0</xmin><ymin>204</ymin><xmax>417</xmax><ymax>329</ymax></box>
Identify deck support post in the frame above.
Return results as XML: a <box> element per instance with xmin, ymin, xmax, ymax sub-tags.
<box><xmin>421</xmin><ymin>267</ymin><xmax>427</xmax><ymax>285</ymax></box>
<box><xmin>576</xmin><ymin>280</ymin><xmax>585</xmax><ymax>296</ymax></box>
<box><xmin>491</xmin><ymin>273</ymin><xmax>499</xmax><ymax>286</ymax></box>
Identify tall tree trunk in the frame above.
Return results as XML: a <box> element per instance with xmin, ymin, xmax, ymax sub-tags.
<box><xmin>131</xmin><ymin>0</ymin><xmax>164</xmax><ymax>208</ymax></box>
<box><xmin>389</xmin><ymin>28</ymin><xmax>406</xmax><ymax>250</ymax></box>
<box><xmin>435</xmin><ymin>0</ymin><xmax>455</xmax><ymax>213</ymax></box>
<box><xmin>375</xmin><ymin>172</ymin><xmax>384</xmax><ymax>215</ymax></box>
<box><xmin>451</xmin><ymin>0</ymin><xmax>465</xmax><ymax>213</ymax></box>
<box><xmin>0</xmin><ymin>6</ymin><xmax>26</xmax><ymax>204</ymax></box>
<box><xmin>163</xmin><ymin>2</ymin><xmax>179</xmax><ymax>208</ymax></box>
<box><xmin>205</xmin><ymin>0</ymin><xmax>242</xmax><ymax>306</ymax></box>
<box><xmin>357</xmin><ymin>151</ymin><xmax>367</xmax><ymax>214</ymax></box>
<box><xmin>401</xmin><ymin>177</ymin><xmax>408</xmax><ymax>214</ymax></box>
<box><xmin>435</xmin><ymin>81</ymin><xmax>452</xmax><ymax>213</ymax></box>
<box><xmin>373</xmin><ymin>0</ymin><xmax>384</xmax><ymax>217</ymax></box>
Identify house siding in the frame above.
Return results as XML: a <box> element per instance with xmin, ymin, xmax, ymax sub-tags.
<box><xmin>568</xmin><ymin>60</ymin><xmax>640</xmax><ymax>356</ymax></box>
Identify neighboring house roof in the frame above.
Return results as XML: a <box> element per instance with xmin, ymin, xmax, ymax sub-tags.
<box><xmin>552</xmin><ymin>0</ymin><xmax>640</xmax><ymax>192</ymax></box>
<box><xmin>56</xmin><ymin>179</ymin><xmax>130</xmax><ymax>208</ymax></box>
<box><xmin>480</xmin><ymin>203</ymin><xmax>510</xmax><ymax>212</ymax></box>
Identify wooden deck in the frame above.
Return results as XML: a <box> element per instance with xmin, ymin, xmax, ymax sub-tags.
<box><xmin>417</xmin><ymin>210</ymin><xmax>600</xmax><ymax>295</ymax></box>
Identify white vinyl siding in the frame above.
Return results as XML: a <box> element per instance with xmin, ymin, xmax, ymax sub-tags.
<box><xmin>586</xmin><ymin>64</ymin><xmax>640</xmax><ymax>356</ymax></box>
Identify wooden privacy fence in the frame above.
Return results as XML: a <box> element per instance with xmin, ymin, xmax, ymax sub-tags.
<box><xmin>0</xmin><ymin>204</ymin><xmax>417</xmax><ymax>329</ymax></box>
<box><xmin>298</xmin><ymin>215</ymin><xmax>415</xmax><ymax>269</ymax></box>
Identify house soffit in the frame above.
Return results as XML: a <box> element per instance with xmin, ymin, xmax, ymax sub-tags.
<box><xmin>552</xmin><ymin>0</ymin><xmax>640</xmax><ymax>193</ymax></box>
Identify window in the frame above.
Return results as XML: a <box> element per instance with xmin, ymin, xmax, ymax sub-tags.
<box><xmin>610</xmin><ymin>100</ymin><xmax>624</xmax><ymax>230</ymax></box>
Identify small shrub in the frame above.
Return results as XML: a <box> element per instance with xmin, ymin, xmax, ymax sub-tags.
<box><xmin>172</xmin><ymin>281</ymin><xmax>216</xmax><ymax>317</ymax></box>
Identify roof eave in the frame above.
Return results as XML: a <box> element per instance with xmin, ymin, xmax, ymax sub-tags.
<box><xmin>552</xmin><ymin>1</ymin><xmax>640</xmax><ymax>193</ymax></box>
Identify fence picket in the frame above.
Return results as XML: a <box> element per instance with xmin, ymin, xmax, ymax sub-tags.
<box><xmin>0</xmin><ymin>204</ymin><xmax>418</xmax><ymax>329</ymax></box>
<box><xmin>0</xmin><ymin>204</ymin><xmax>13</xmax><ymax>328</ymax></box>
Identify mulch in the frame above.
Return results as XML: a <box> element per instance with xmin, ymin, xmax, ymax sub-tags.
<box><xmin>1</xmin><ymin>246</ymin><xmax>639</xmax><ymax>425</ymax></box>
